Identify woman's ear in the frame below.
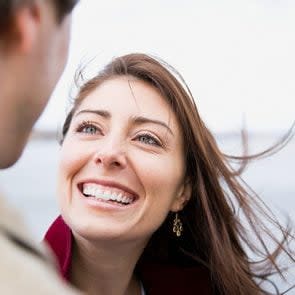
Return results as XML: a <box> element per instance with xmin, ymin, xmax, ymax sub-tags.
<box><xmin>171</xmin><ymin>178</ymin><xmax>192</xmax><ymax>212</ymax></box>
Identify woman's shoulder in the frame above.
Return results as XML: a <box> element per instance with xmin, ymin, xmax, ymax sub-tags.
<box><xmin>138</xmin><ymin>258</ymin><xmax>215</xmax><ymax>295</ymax></box>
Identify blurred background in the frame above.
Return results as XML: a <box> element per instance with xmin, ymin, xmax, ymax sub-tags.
<box><xmin>0</xmin><ymin>1</ymin><xmax>294</xmax><ymax>284</ymax></box>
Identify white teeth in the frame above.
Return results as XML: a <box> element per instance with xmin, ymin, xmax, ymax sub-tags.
<box><xmin>82</xmin><ymin>184</ymin><xmax>134</xmax><ymax>204</ymax></box>
<box><xmin>117</xmin><ymin>193</ymin><xmax>123</xmax><ymax>202</ymax></box>
<box><xmin>91</xmin><ymin>187</ymin><xmax>96</xmax><ymax>196</ymax></box>
<box><xmin>94</xmin><ymin>189</ymin><xmax>100</xmax><ymax>198</ymax></box>
<box><xmin>84</xmin><ymin>186</ymin><xmax>90</xmax><ymax>195</ymax></box>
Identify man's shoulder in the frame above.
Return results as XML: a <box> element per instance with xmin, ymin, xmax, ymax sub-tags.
<box><xmin>0</xmin><ymin>196</ymin><xmax>80</xmax><ymax>294</ymax></box>
<box><xmin>0</xmin><ymin>195</ymin><xmax>34</xmax><ymax>242</ymax></box>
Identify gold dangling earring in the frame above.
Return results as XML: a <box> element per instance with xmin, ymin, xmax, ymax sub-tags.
<box><xmin>173</xmin><ymin>212</ymin><xmax>183</xmax><ymax>237</ymax></box>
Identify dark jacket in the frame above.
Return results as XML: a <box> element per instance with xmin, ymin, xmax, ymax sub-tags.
<box><xmin>44</xmin><ymin>216</ymin><xmax>213</xmax><ymax>295</ymax></box>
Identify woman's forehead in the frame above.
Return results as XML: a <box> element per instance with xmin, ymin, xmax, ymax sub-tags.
<box><xmin>76</xmin><ymin>77</ymin><xmax>179</xmax><ymax>127</ymax></box>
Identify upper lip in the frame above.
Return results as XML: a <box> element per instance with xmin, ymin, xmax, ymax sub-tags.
<box><xmin>78</xmin><ymin>179</ymin><xmax>139</xmax><ymax>199</ymax></box>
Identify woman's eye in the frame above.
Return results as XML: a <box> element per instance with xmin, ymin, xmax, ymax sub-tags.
<box><xmin>136</xmin><ymin>134</ymin><xmax>161</xmax><ymax>147</ymax></box>
<box><xmin>82</xmin><ymin>125</ymin><xmax>98</xmax><ymax>134</ymax></box>
<box><xmin>76</xmin><ymin>122</ymin><xmax>100</xmax><ymax>135</ymax></box>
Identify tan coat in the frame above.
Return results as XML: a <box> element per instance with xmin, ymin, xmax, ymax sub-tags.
<box><xmin>0</xmin><ymin>196</ymin><xmax>81</xmax><ymax>294</ymax></box>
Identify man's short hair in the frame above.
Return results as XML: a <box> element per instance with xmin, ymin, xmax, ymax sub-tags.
<box><xmin>0</xmin><ymin>0</ymin><xmax>79</xmax><ymax>36</ymax></box>
<box><xmin>51</xmin><ymin>0</ymin><xmax>79</xmax><ymax>23</ymax></box>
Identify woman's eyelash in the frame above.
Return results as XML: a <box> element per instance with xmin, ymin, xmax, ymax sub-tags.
<box><xmin>76</xmin><ymin>121</ymin><xmax>100</xmax><ymax>135</ymax></box>
<box><xmin>74</xmin><ymin>123</ymin><xmax>162</xmax><ymax>147</ymax></box>
<box><xmin>135</xmin><ymin>133</ymin><xmax>162</xmax><ymax>147</ymax></box>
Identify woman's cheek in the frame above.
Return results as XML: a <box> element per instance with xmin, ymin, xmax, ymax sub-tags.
<box><xmin>59</xmin><ymin>140</ymin><xmax>90</xmax><ymax>177</ymax></box>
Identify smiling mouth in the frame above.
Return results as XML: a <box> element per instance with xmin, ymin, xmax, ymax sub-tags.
<box><xmin>79</xmin><ymin>183</ymin><xmax>137</xmax><ymax>206</ymax></box>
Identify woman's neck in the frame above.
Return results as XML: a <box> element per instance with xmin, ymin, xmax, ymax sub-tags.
<box><xmin>70</xmin><ymin>236</ymin><xmax>146</xmax><ymax>295</ymax></box>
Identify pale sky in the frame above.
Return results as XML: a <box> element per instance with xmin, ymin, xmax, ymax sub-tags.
<box><xmin>36</xmin><ymin>0</ymin><xmax>295</xmax><ymax>133</ymax></box>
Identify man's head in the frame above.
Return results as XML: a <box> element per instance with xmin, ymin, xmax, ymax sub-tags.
<box><xmin>0</xmin><ymin>0</ymin><xmax>79</xmax><ymax>168</ymax></box>
<box><xmin>0</xmin><ymin>0</ymin><xmax>78</xmax><ymax>34</ymax></box>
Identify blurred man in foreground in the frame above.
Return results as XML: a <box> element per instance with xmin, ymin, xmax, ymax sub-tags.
<box><xmin>0</xmin><ymin>1</ymin><xmax>80</xmax><ymax>293</ymax></box>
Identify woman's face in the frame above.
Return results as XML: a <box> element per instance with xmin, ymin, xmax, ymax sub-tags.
<box><xmin>58</xmin><ymin>77</ymin><xmax>191</xmax><ymax>243</ymax></box>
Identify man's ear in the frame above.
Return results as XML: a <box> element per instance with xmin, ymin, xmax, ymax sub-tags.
<box><xmin>171</xmin><ymin>178</ymin><xmax>192</xmax><ymax>212</ymax></box>
<box><xmin>9</xmin><ymin>3</ymin><xmax>41</xmax><ymax>53</ymax></box>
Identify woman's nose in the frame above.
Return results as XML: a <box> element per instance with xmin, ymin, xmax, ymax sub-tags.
<box><xmin>92</xmin><ymin>138</ymin><xmax>127</xmax><ymax>170</ymax></box>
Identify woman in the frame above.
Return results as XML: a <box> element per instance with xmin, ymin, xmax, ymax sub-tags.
<box><xmin>44</xmin><ymin>53</ymin><xmax>294</xmax><ymax>295</ymax></box>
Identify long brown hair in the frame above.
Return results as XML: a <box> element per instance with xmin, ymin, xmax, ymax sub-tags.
<box><xmin>61</xmin><ymin>53</ymin><xmax>295</xmax><ymax>295</ymax></box>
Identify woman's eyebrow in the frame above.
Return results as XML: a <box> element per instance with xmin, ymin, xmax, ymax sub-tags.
<box><xmin>74</xmin><ymin>109</ymin><xmax>110</xmax><ymax>119</ymax></box>
<box><xmin>132</xmin><ymin>116</ymin><xmax>174</xmax><ymax>135</ymax></box>
<box><xmin>74</xmin><ymin>110</ymin><xmax>174</xmax><ymax>135</ymax></box>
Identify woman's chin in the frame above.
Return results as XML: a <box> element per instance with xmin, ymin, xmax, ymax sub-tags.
<box><xmin>67</xmin><ymin>214</ymin><xmax>141</xmax><ymax>243</ymax></box>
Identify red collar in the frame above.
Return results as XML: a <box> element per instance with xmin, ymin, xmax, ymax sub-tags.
<box><xmin>44</xmin><ymin>216</ymin><xmax>213</xmax><ymax>295</ymax></box>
